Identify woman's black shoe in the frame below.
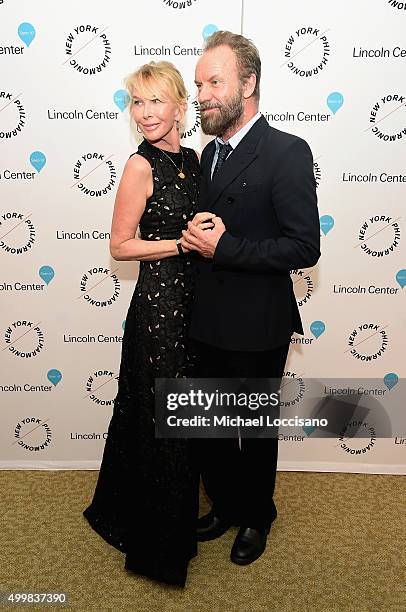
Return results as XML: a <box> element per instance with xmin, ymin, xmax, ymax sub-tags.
<box><xmin>196</xmin><ymin>509</ymin><xmax>233</xmax><ymax>541</ymax></box>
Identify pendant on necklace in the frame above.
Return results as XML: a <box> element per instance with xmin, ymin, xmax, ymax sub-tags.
<box><xmin>178</xmin><ymin>171</ymin><xmax>186</xmax><ymax>179</ymax></box>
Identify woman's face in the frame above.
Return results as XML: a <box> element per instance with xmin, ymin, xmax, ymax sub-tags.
<box><xmin>130</xmin><ymin>84</ymin><xmax>182</xmax><ymax>143</ymax></box>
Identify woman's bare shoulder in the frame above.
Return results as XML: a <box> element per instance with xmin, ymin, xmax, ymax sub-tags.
<box><xmin>125</xmin><ymin>153</ymin><xmax>152</xmax><ymax>175</ymax></box>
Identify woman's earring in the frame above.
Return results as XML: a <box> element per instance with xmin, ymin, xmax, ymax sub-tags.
<box><xmin>136</xmin><ymin>123</ymin><xmax>142</xmax><ymax>133</ymax></box>
<box><xmin>176</xmin><ymin>120</ymin><xmax>180</xmax><ymax>131</ymax></box>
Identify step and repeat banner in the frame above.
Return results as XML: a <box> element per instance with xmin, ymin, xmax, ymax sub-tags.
<box><xmin>1</xmin><ymin>0</ymin><xmax>405</xmax><ymax>473</ymax></box>
<box><xmin>243</xmin><ymin>0</ymin><xmax>405</xmax><ymax>474</ymax></box>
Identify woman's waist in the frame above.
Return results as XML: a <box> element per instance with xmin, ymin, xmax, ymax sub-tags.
<box><xmin>139</xmin><ymin>233</ymin><xmax>185</xmax><ymax>243</ymax></box>
<box><xmin>136</xmin><ymin>257</ymin><xmax>196</xmax><ymax>289</ymax></box>
<box><xmin>139</xmin><ymin>256</ymin><xmax>196</xmax><ymax>269</ymax></box>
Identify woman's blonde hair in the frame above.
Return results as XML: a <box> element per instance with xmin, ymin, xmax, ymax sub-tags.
<box><xmin>125</xmin><ymin>61</ymin><xmax>188</xmax><ymax>122</ymax></box>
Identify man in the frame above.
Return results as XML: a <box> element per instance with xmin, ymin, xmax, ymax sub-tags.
<box><xmin>181</xmin><ymin>31</ymin><xmax>320</xmax><ymax>565</ymax></box>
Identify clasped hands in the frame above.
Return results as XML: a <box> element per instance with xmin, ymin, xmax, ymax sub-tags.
<box><xmin>180</xmin><ymin>212</ymin><xmax>226</xmax><ymax>258</ymax></box>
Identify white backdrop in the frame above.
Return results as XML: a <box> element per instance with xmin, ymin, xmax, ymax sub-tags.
<box><xmin>1</xmin><ymin>0</ymin><xmax>405</xmax><ymax>473</ymax></box>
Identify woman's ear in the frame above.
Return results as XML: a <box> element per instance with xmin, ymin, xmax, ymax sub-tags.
<box><xmin>175</xmin><ymin>101</ymin><xmax>187</xmax><ymax>129</ymax></box>
<box><xmin>175</xmin><ymin>103</ymin><xmax>187</xmax><ymax>130</ymax></box>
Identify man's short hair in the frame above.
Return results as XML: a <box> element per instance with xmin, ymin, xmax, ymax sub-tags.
<box><xmin>204</xmin><ymin>30</ymin><xmax>261</xmax><ymax>99</ymax></box>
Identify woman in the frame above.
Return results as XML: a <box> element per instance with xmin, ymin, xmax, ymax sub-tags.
<box><xmin>83</xmin><ymin>61</ymin><xmax>213</xmax><ymax>587</ymax></box>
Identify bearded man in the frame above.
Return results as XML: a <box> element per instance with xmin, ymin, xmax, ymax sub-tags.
<box><xmin>181</xmin><ymin>31</ymin><xmax>320</xmax><ymax>565</ymax></box>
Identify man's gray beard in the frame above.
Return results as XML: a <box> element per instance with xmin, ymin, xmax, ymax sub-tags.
<box><xmin>200</xmin><ymin>89</ymin><xmax>244</xmax><ymax>137</ymax></box>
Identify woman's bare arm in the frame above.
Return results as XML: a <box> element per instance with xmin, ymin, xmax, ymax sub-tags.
<box><xmin>109</xmin><ymin>154</ymin><xmax>181</xmax><ymax>261</ymax></box>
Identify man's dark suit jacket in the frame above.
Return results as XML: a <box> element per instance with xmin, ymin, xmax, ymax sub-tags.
<box><xmin>189</xmin><ymin>114</ymin><xmax>321</xmax><ymax>351</ymax></box>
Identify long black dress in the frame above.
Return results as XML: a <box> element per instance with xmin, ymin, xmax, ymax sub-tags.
<box><xmin>83</xmin><ymin>139</ymin><xmax>201</xmax><ymax>587</ymax></box>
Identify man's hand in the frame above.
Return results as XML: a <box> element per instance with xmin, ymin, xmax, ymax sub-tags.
<box><xmin>181</xmin><ymin>216</ymin><xmax>226</xmax><ymax>258</ymax></box>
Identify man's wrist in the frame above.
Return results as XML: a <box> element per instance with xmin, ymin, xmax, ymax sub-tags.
<box><xmin>213</xmin><ymin>230</ymin><xmax>230</xmax><ymax>262</ymax></box>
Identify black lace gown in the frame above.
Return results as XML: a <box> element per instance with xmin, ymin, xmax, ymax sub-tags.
<box><xmin>83</xmin><ymin>139</ymin><xmax>201</xmax><ymax>587</ymax></box>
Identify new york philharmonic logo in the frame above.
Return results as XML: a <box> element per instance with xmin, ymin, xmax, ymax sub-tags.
<box><xmin>84</xmin><ymin>369</ymin><xmax>119</xmax><ymax>406</ymax></box>
<box><xmin>290</xmin><ymin>269</ymin><xmax>314</xmax><ymax>306</ymax></box>
<box><xmin>368</xmin><ymin>94</ymin><xmax>406</xmax><ymax>141</ymax></box>
<box><xmin>280</xmin><ymin>371</ymin><xmax>306</xmax><ymax>407</ymax></box>
<box><xmin>181</xmin><ymin>92</ymin><xmax>201</xmax><ymax>140</ymax></box>
<box><xmin>357</xmin><ymin>215</ymin><xmax>401</xmax><ymax>257</ymax></box>
<box><xmin>161</xmin><ymin>0</ymin><xmax>198</xmax><ymax>9</ymax></box>
<box><xmin>337</xmin><ymin>421</ymin><xmax>376</xmax><ymax>455</ymax></box>
<box><xmin>313</xmin><ymin>160</ymin><xmax>321</xmax><ymax>188</ymax></box>
<box><xmin>283</xmin><ymin>26</ymin><xmax>330</xmax><ymax>77</ymax></box>
<box><xmin>79</xmin><ymin>266</ymin><xmax>121</xmax><ymax>308</ymax></box>
<box><xmin>0</xmin><ymin>91</ymin><xmax>26</xmax><ymax>139</ymax></box>
<box><xmin>14</xmin><ymin>417</ymin><xmax>52</xmax><ymax>452</ymax></box>
<box><xmin>346</xmin><ymin>323</ymin><xmax>388</xmax><ymax>362</ymax></box>
<box><xmin>72</xmin><ymin>152</ymin><xmax>116</xmax><ymax>197</ymax></box>
<box><xmin>4</xmin><ymin>320</ymin><xmax>45</xmax><ymax>358</ymax></box>
<box><xmin>64</xmin><ymin>25</ymin><xmax>111</xmax><ymax>75</ymax></box>
<box><xmin>0</xmin><ymin>212</ymin><xmax>35</xmax><ymax>254</ymax></box>
<box><xmin>387</xmin><ymin>0</ymin><xmax>406</xmax><ymax>10</ymax></box>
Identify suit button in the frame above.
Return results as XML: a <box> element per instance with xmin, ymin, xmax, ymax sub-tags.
<box><xmin>227</xmin><ymin>197</ymin><xmax>235</xmax><ymax>204</ymax></box>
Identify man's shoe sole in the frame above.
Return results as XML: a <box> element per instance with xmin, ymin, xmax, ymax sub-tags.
<box><xmin>230</xmin><ymin>543</ymin><xmax>266</xmax><ymax>565</ymax></box>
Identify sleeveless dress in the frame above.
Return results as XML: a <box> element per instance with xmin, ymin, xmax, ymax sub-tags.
<box><xmin>83</xmin><ymin>139</ymin><xmax>201</xmax><ymax>587</ymax></box>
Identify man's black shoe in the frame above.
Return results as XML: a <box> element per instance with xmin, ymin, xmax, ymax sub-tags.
<box><xmin>197</xmin><ymin>509</ymin><xmax>233</xmax><ymax>541</ymax></box>
<box><xmin>230</xmin><ymin>526</ymin><xmax>270</xmax><ymax>565</ymax></box>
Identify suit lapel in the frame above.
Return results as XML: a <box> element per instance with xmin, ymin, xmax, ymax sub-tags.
<box><xmin>207</xmin><ymin>115</ymin><xmax>268</xmax><ymax>210</ymax></box>
<box><xmin>199</xmin><ymin>140</ymin><xmax>215</xmax><ymax>212</ymax></box>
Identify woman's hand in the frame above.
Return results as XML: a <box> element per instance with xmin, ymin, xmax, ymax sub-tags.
<box><xmin>180</xmin><ymin>240</ymin><xmax>192</xmax><ymax>253</ymax></box>
<box><xmin>191</xmin><ymin>212</ymin><xmax>216</xmax><ymax>230</ymax></box>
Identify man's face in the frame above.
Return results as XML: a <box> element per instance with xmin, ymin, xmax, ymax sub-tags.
<box><xmin>195</xmin><ymin>45</ymin><xmax>245</xmax><ymax>137</ymax></box>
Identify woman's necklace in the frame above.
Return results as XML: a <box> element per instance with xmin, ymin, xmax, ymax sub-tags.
<box><xmin>159</xmin><ymin>147</ymin><xmax>185</xmax><ymax>179</ymax></box>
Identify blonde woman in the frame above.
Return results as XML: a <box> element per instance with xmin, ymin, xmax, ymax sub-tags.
<box><xmin>83</xmin><ymin>61</ymin><xmax>211</xmax><ymax>587</ymax></box>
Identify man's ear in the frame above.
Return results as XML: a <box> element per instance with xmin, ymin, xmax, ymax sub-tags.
<box><xmin>243</xmin><ymin>74</ymin><xmax>256</xmax><ymax>99</ymax></box>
